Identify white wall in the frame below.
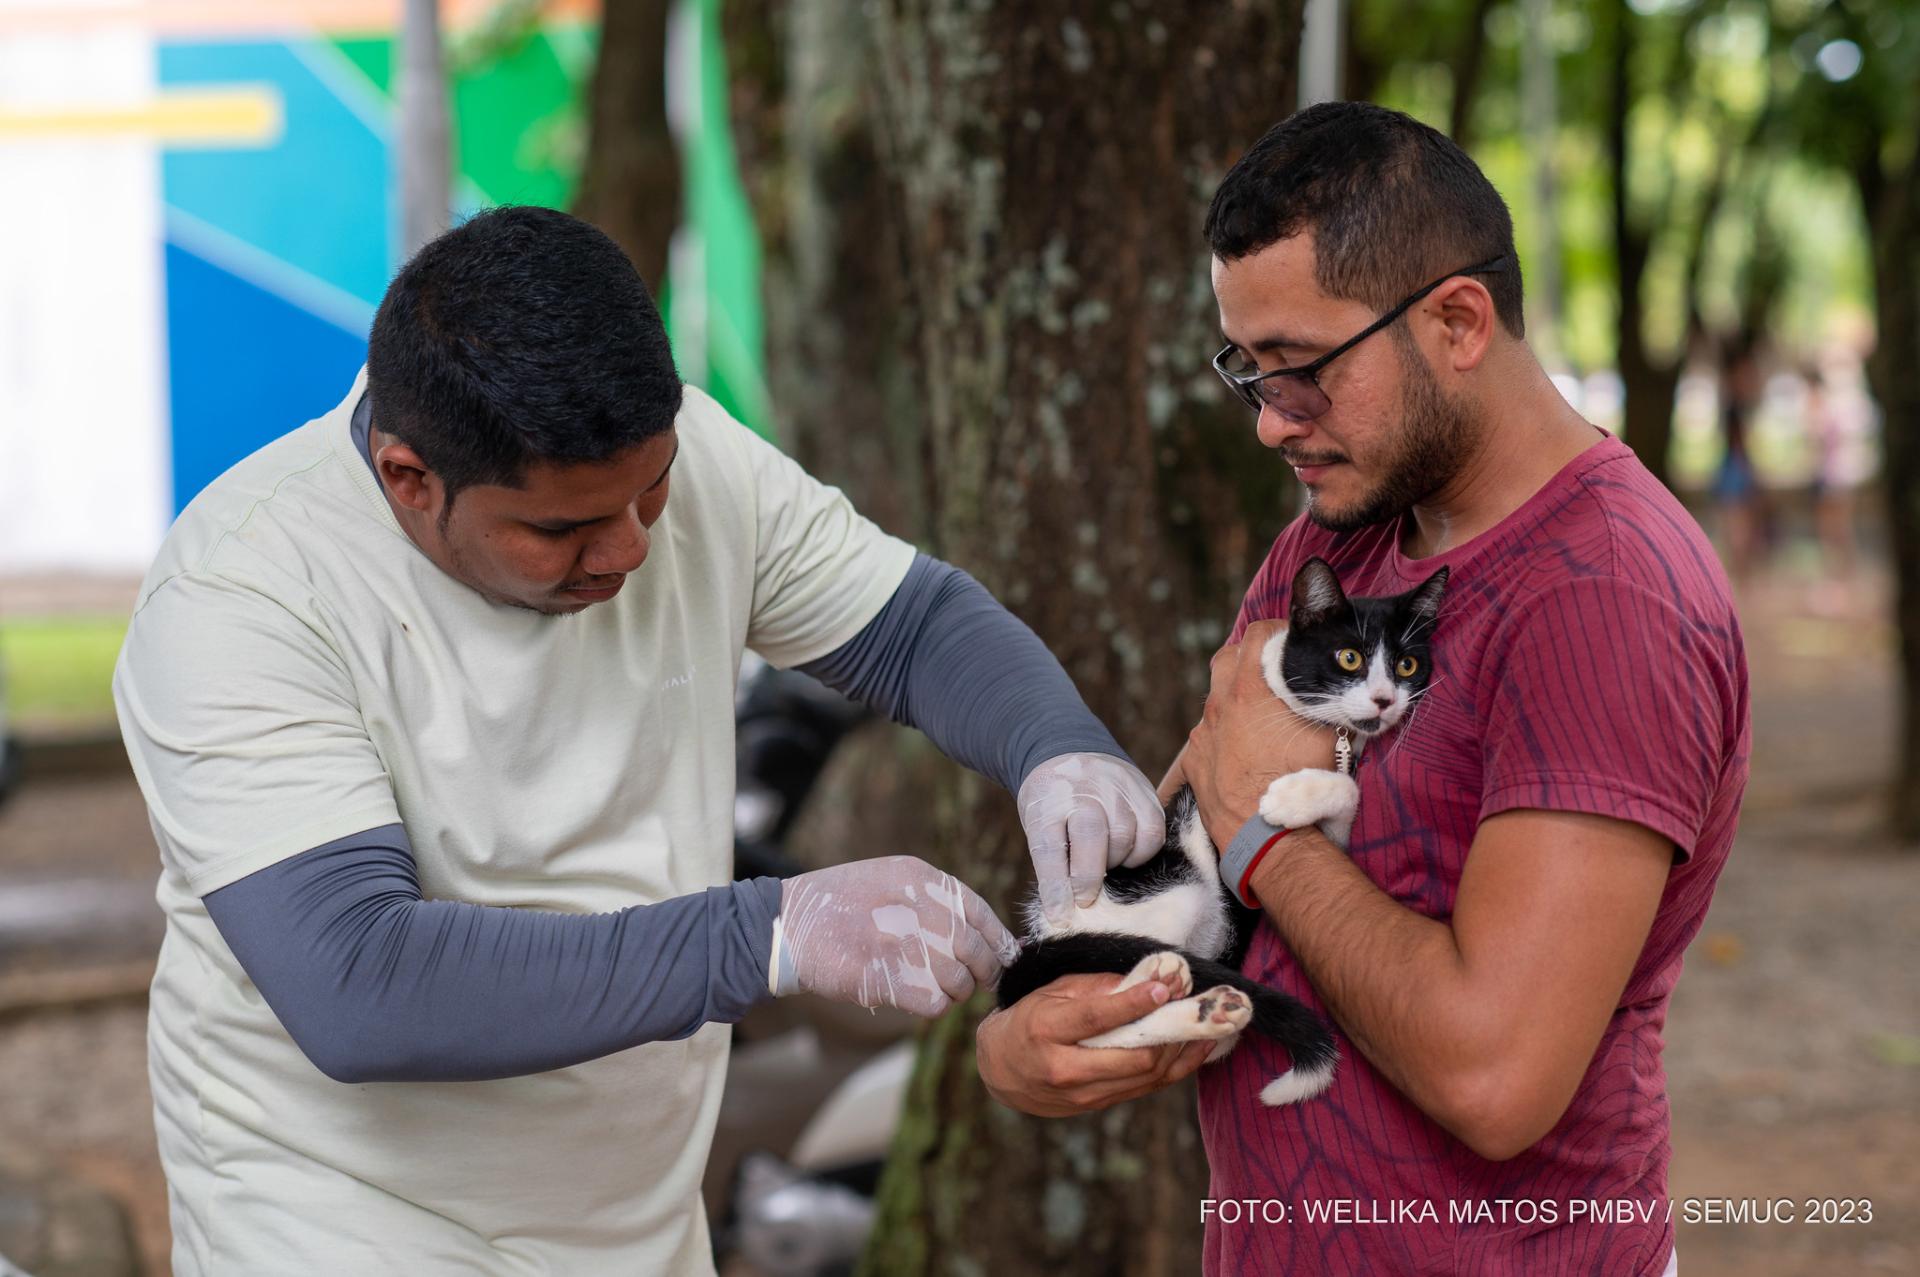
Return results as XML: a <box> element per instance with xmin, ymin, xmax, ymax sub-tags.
<box><xmin>0</xmin><ymin>10</ymin><xmax>171</xmax><ymax>574</ymax></box>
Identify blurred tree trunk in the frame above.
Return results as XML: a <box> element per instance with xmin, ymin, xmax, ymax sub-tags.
<box><xmin>1608</xmin><ymin>0</ymin><xmax>1678</xmax><ymax>489</ymax></box>
<box><xmin>1519</xmin><ymin>0</ymin><xmax>1560</xmax><ymax>362</ymax></box>
<box><xmin>754</xmin><ymin>0</ymin><xmax>928</xmax><ymax>539</ymax></box>
<box><xmin>574</xmin><ymin>0</ymin><xmax>679</xmax><ymax>290</ymax></box>
<box><xmin>845</xmin><ymin>4</ymin><xmax>1306</xmax><ymax>1273</ymax></box>
<box><xmin>1447</xmin><ymin>0</ymin><xmax>1498</xmax><ymax>149</ymax></box>
<box><xmin>1607</xmin><ymin>0</ymin><xmax>1758</xmax><ymax>491</ymax></box>
<box><xmin>1861</xmin><ymin>143</ymin><xmax>1920</xmax><ymax>837</ymax></box>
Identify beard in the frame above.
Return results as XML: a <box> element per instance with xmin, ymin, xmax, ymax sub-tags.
<box><xmin>1305</xmin><ymin>336</ymin><xmax>1483</xmax><ymax>533</ymax></box>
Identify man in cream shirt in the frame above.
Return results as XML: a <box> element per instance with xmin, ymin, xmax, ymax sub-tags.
<box><xmin>115</xmin><ymin>208</ymin><xmax>1190</xmax><ymax>1273</ymax></box>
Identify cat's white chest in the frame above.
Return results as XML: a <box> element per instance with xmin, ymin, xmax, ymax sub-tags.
<box><xmin>1031</xmin><ymin>806</ymin><xmax>1234</xmax><ymax>960</ymax></box>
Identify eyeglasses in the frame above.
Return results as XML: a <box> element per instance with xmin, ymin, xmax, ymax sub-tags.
<box><xmin>1211</xmin><ymin>255</ymin><xmax>1511</xmax><ymax>422</ymax></box>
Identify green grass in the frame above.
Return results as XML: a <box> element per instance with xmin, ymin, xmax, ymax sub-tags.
<box><xmin>0</xmin><ymin>616</ymin><xmax>127</xmax><ymax>730</ymax></box>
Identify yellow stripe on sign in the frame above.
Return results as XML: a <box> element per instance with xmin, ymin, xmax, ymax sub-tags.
<box><xmin>0</xmin><ymin>86</ymin><xmax>282</xmax><ymax>146</ymax></box>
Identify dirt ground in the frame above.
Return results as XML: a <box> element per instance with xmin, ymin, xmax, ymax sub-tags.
<box><xmin>1662</xmin><ymin>566</ymin><xmax>1920</xmax><ymax>1275</ymax></box>
<box><xmin>0</xmin><ymin>564</ymin><xmax>1913</xmax><ymax>1276</ymax></box>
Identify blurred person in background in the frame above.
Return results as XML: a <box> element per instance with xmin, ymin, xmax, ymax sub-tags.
<box><xmin>1805</xmin><ymin>361</ymin><xmax>1870</xmax><ymax>614</ymax></box>
<box><xmin>977</xmin><ymin>102</ymin><xmax>1749</xmax><ymax>1277</ymax></box>
<box><xmin>111</xmin><ymin>206</ymin><xmax>1182</xmax><ymax>1276</ymax></box>
<box><xmin>1713</xmin><ymin>346</ymin><xmax>1771</xmax><ymax>589</ymax></box>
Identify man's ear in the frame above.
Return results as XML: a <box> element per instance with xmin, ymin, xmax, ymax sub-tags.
<box><xmin>373</xmin><ymin>437</ymin><xmax>438</xmax><ymax>514</ymax></box>
<box><xmin>1427</xmin><ymin>274</ymin><xmax>1497</xmax><ymax>373</ymax></box>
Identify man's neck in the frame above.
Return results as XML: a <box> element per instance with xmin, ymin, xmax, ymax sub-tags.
<box><xmin>1401</xmin><ymin>361</ymin><xmax>1604</xmax><ymax>559</ymax></box>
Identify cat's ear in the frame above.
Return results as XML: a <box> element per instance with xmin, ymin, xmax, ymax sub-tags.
<box><xmin>1289</xmin><ymin>557</ymin><xmax>1349</xmax><ymax>628</ymax></box>
<box><xmin>1405</xmin><ymin>566</ymin><xmax>1450</xmax><ymax>623</ymax></box>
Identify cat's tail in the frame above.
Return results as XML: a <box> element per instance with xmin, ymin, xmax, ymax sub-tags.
<box><xmin>998</xmin><ymin>933</ymin><xmax>1337</xmax><ymax>1106</ymax></box>
<box><xmin>1183</xmin><ymin>953</ymin><xmax>1338</xmax><ymax>1106</ymax></box>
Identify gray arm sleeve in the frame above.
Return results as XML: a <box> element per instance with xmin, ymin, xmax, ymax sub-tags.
<box><xmin>799</xmin><ymin>553</ymin><xmax>1129</xmax><ymax>791</ymax></box>
<box><xmin>203</xmin><ymin>824</ymin><xmax>783</xmax><ymax>1084</ymax></box>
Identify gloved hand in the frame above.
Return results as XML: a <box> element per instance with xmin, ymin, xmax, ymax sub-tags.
<box><xmin>1016</xmin><ymin>752</ymin><xmax>1166</xmax><ymax>925</ymax></box>
<box><xmin>772</xmin><ymin>856</ymin><xmax>1021</xmax><ymax>1017</ymax></box>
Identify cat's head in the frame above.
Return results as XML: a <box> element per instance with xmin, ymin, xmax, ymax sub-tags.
<box><xmin>1264</xmin><ymin>557</ymin><xmax>1449</xmax><ymax>738</ymax></box>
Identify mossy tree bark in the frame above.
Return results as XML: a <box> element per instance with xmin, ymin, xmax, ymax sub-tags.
<box><xmin>843</xmin><ymin>5</ymin><xmax>1306</xmax><ymax>1272</ymax></box>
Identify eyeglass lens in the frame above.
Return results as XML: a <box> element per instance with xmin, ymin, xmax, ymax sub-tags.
<box><xmin>1249</xmin><ymin>374</ymin><xmax>1332</xmax><ymax>422</ymax></box>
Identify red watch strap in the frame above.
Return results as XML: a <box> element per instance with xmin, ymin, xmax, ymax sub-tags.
<box><xmin>1236</xmin><ymin>828</ymin><xmax>1290</xmax><ymax>907</ymax></box>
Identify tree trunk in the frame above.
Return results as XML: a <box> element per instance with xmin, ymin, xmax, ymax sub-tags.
<box><xmin>1865</xmin><ymin>159</ymin><xmax>1920</xmax><ymax>838</ymax></box>
<box><xmin>760</xmin><ymin>0</ymin><xmax>929</xmax><ymax>539</ymax></box>
<box><xmin>573</xmin><ymin>0</ymin><xmax>679</xmax><ymax>291</ymax></box>
<box><xmin>1448</xmin><ymin>0</ymin><xmax>1498</xmax><ymax>150</ymax></box>
<box><xmin>1606</xmin><ymin>0</ymin><xmax>1679</xmax><ymax>489</ymax></box>
<box><xmin>1518</xmin><ymin>0</ymin><xmax>1560</xmax><ymax>362</ymax></box>
<box><xmin>855</xmin><ymin>4</ymin><xmax>1306</xmax><ymax>1272</ymax></box>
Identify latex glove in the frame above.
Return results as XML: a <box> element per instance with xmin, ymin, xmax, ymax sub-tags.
<box><xmin>772</xmin><ymin>856</ymin><xmax>1021</xmax><ymax>1017</ymax></box>
<box><xmin>1016</xmin><ymin>752</ymin><xmax>1166</xmax><ymax>925</ymax></box>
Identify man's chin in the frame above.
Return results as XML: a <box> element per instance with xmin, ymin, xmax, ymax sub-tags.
<box><xmin>1303</xmin><ymin>485</ymin><xmax>1404</xmax><ymax>533</ymax></box>
<box><xmin>480</xmin><ymin>589</ymin><xmax>586</xmax><ymax>616</ymax></box>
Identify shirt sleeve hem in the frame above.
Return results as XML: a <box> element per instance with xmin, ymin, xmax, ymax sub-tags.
<box><xmin>1479</xmin><ymin>780</ymin><xmax>1697</xmax><ymax>864</ymax></box>
<box><xmin>755</xmin><ymin>536</ymin><xmax>917</xmax><ymax>670</ymax></box>
<box><xmin>182</xmin><ymin>804</ymin><xmax>406</xmax><ymax>897</ymax></box>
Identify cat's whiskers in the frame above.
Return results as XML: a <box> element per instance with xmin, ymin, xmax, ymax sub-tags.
<box><xmin>1249</xmin><ymin>703</ymin><xmax>1346</xmax><ymax>737</ymax></box>
<box><xmin>1382</xmin><ymin>673</ymin><xmax>1450</xmax><ymax>764</ymax></box>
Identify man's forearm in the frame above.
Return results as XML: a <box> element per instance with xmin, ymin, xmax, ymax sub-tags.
<box><xmin>206</xmin><ymin>825</ymin><xmax>782</xmax><ymax>1084</ymax></box>
<box><xmin>1246</xmin><ymin>827</ymin><xmax>1492</xmax><ymax>1139</ymax></box>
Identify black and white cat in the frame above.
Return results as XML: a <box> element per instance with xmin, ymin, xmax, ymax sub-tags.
<box><xmin>996</xmin><ymin>557</ymin><xmax>1449</xmax><ymax>1106</ymax></box>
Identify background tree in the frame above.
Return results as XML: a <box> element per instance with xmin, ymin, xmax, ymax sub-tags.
<box><xmin>822</xmin><ymin>4</ymin><xmax>1309</xmax><ymax>1272</ymax></box>
<box><xmin>728</xmin><ymin>0</ymin><xmax>928</xmax><ymax>539</ymax></box>
<box><xmin>1603</xmin><ymin>0</ymin><xmax>1785</xmax><ymax>490</ymax></box>
<box><xmin>1346</xmin><ymin>0</ymin><xmax>1502</xmax><ymax>147</ymax></box>
<box><xmin>1778</xmin><ymin>0</ymin><xmax>1920</xmax><ymax>834</ymax></box>
<box><xmin>574</xmin><ymin>0</ymin><xmax>679</xmax><ymax>288</ymax></box>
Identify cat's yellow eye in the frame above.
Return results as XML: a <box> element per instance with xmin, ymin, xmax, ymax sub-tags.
<box><xmin>1396</xmin><ymin>656</ymin><xmax>1419</xmax><ymax>678</ymax></box>
<box><xmin>1335</xmin><ymin>648</ymin><xmax>1363</xmax><ymax>672</ymax></box>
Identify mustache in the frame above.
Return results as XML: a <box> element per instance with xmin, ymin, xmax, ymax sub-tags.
<box><xmin>1281</xmin><ymin>450</ymin><xmax>1348</xmax><ymax>467</ymax></box>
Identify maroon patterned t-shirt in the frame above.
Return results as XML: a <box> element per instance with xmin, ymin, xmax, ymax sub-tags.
<box><xmin>1197</xmin><ymin>436</ymin><xmax>1750</xmax><ymax>1275</ymax></box>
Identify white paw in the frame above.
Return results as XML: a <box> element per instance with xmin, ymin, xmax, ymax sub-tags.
<box><xmin>1192</xmin><ymin>986</ymin><xmax>1252</xmax><ymax>1037</ymax></box>
<box><xmin>1077</xmin><ymin>984</ymin><xmax>1251</xmax><ymax>1049</ymax></box>
<box><xmin>1113</xmin><ymin>950</ymin><xmax>1191</xmax><ymax>1000</ymax></box>
<box><xmin>1259</xmin><ymin>769</ymin><xmax>1358</xmax><ymax>834</ymax></box>
<box><xmin>1204</xmin><ymin>1031</ymin><xmax>1243</xmax><ymax>1064</ymax></box>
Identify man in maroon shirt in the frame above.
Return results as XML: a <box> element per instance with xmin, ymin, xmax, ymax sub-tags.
<box><xmin>975</xmin><ymin>102</ymin><xmax>1749</xmax><ymax>1275</ymax></box>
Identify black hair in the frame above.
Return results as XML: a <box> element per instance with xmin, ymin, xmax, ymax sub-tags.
<box><xmin>366</xmin><ymin>205</ymin><xmax>683</xmax><ymax>499</ymax></box>
<box><xmin>1205</xmin><ymin>101</ymin><xmax>1525</xmax><ymax>338</ymax></box>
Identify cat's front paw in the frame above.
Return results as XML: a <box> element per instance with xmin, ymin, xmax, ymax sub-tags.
<box><xmin>1259</xmin><ymin>769</ymin><xmax>1359</xmax><ymax>836</ymax></box>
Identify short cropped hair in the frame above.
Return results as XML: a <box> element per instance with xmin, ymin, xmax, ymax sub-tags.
<box><xmin>1205</xmin><ymin>101</ymin><xmax>1525</xmax><ymax>337</ymax></box>
<box><xmin>366</xmin><ymin>206</ymin><xmax>683</xmax><ymax>497</ymax></box>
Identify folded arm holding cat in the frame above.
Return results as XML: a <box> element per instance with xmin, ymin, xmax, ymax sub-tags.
<box><xmin>983</xmin><ymin>602</ymin><xmax>1674</xmax><ymax>1159</ymax></box>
